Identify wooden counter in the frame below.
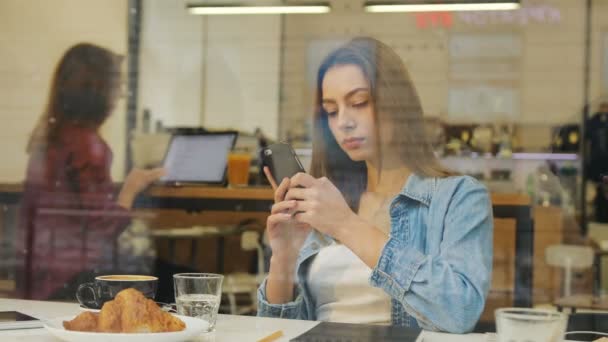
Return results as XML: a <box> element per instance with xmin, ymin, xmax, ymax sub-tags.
<box><xmin>146</xmin><ymin>185</ymin><xmax>274</xmax><ymax>200</ymax></box>
<box><xmin>0</xmin><ymin>183</ymin><xmax>527</xmax><ymax>203</ymax></box>
<box><xmin>490</xmin><ymin>193</ymin><xmax>530</xmax><ymax>206</ymax></box>
<box><xmin>0</xmin><ymin>183</ymin><xmax>23</xmax><ymax>193</ymax></box>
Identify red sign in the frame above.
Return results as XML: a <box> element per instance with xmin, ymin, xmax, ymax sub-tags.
<box><xmin>415</xmin><ymin>12</ymin><xmax>453</xmax><ymax>29</ymax></box>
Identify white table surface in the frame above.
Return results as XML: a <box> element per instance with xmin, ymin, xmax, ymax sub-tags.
<box><xmin>0</xmin><ymin>298</ymin><xmax>494</xmax><ymax>341</ymax></box>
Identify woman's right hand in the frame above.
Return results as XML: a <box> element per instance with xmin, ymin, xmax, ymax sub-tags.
<box><xmin>118</xmin><ymin>167</ymin><xmax>166</xmax><ymax>209</ymax></box>
<box><xmin>264</xmin><ymin>167</ymin><xmax>311</xmax><ymax>264</ymax></box>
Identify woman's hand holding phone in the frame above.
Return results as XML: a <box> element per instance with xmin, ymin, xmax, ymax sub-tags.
<box><xmin>264</xmin><ymin>167</ymin><xmax>312</xmax><ymax>304</ymax></box>
<box><xmin>264</xmin><ymin>167</ymin><xmax>311</xmax><ymax>264</ymax></box>
<box><xmin>285</xmin><ymin>173</ymin><xmax>356</xmax><ymax>241</ymax></box>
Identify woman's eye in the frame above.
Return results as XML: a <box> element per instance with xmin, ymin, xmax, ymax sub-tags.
<box><xmin>323</xmin><ymin>107</ymin><xmax>337</xmax><ymax>117</ymax></box>
<box><xmin>352</xmin><ymin>100</ymin><xmax>368</xmax><ymax>108</ymax></box>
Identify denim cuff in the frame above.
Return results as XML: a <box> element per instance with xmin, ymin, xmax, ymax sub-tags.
<box><xmin>370</xmin><ymin>236</ymin><xmax>426</xmax><ymax>298</ymax></box>
<box><xmin>256</xmin><ymin>277</ymin><xmax>304</xmax><ymax>319</ymax></box>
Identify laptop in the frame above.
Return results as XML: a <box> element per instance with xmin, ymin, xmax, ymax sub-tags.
<box><xmin>159</xmin><ymin>131</ymin><xmax>238</xmax><ymax>186</ymax></box>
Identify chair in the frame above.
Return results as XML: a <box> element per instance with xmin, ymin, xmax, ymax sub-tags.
<box><xmin>544</xmin><ymin>244</ymin><xmax>608</xmax><ymax>313</ymax></box>
<box><xmin>545</xmin><ymin>244</ymin><xmax>594</xmax><ymax>297</ymax></box>
<box><xmin>222</xmin><ymin>230</ymin><xmax>266</xmax><ymax>315</ymax></box>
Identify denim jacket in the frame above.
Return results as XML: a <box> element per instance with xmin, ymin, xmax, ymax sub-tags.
<box><xmin>257</xmin><ymin>174</ymin><xmax>493</xmax><ymax>333</ymax></box>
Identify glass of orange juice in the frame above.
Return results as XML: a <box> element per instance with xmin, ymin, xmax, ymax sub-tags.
<box><xmin>227</xmin><ymin>148</ymin><xmax>251</xmax><ymax>187</ymax></box>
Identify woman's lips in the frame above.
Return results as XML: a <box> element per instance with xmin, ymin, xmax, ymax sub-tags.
<box><xmin>342</xmin><ymin>137</ymin><xmax>365</xmax><ymax>150</ymax></box>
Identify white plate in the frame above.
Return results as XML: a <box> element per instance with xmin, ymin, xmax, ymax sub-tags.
<box><xmin>44</xmin><ymin>314</ymin><xmax>210</xmax><ymax>342</ymax></box>
<box><xmin>78</xmin><ymin>305</ymin><xmax>100</xmax><ymax>313</ymax></box>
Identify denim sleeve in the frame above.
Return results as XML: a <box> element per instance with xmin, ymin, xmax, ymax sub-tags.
<box><xmin>370</xmin><ymin>179</ymin><xmax>493</xmax><ymax>333</ymax></box>
<box><xmin>256</xmin><ymin>277</ymin><xmax>307</xmax><ymax>319</ymax></box>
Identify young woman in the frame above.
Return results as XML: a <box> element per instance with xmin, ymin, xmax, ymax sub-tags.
<box><xmin>18</xmin><ymin>43</ymin><xmax>164</xmax><ymax>300</ymax></box>
<box><xmin>257</xmin><ymin>37</ymin><xmax>493</xmax><ymax>333</ymax></box>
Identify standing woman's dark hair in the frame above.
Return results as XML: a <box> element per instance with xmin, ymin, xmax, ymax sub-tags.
<box><xmin>27</xmin><ymin>43</ymin><xmax>123</xmax><ymax>153</ymax></box>
<box><xmin>310</xmin><ymin>37</ymin><xmax>454</xmax><ymax>210</ymax></box>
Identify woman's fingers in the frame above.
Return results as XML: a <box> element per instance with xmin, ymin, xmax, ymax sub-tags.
<box><xmin>267</xmin><ymin>213</ymin><xmax>292</xmax><ymax>228</ymax></box>
<box><xmin>146</xmin><ymin>167</ymin><xmax>166</xmax><ymax>182</ymax></box>
<box><xmin>293</xmin><ymin>210</ymin><xmax>312</xmax><ymax>225</ymax></box>
<box><xmin>271</xmin><ymin>200</ymin><xmax>297</xmax><ymax>214</ymax></box>
<box><xmin>285</xmin><ymin>187</ymin><xmax>309</xmax><ymax>201</ymax></box>
<box><xmin>274</xmin><ymin>177</ymin><xmax>290</xmax><ymax>203</ymax></box>
<box><xmin>263</xmin><ymin>166</ymin><xmax>278</xmax><ymax>189</ymax></box>
<box><xmin>294</xmin><ymin>222</ymin><xmax>311</xmax><ymax>230</ymax></box>
<box><xmin>290</xmin><ymin>172</ymin><xmax>316</xmax><ymax>188</ymax></box>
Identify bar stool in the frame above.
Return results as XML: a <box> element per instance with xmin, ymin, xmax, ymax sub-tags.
<box><xmin>546</xmin><ymin>244</ymin><xmax>599</xmax><ymax>313</ymax></box>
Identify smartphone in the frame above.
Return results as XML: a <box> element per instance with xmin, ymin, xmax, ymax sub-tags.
<box><xmin>261</xmin><ymin>143</ymin><xmax>305</xmax><ymax>182</ymax></box>
<box><xmin>0</xmin><ymin>311</ymin><xmax>43</xmax><ymax>330</ymax></box>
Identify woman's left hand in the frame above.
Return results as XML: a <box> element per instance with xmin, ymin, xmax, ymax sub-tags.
<box><xmin>284</xmin><ymin>173</ymin><xmax>356</xmax><ymax>239</ymax></box>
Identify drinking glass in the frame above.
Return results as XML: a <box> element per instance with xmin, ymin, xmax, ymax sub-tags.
<box><xmin>227</xmin><ymin>149</ymin><xmax>251</xmax><ymax>186</ymax></box>
<box><xmin>173</xmin><ymin>273</ymin><xmax>224</xmax><ymax>332</ymax></box>
<box><xmin>495</xmin><ymin>308</ymin><xmax>568</xmax><ymax>342</ymax></box>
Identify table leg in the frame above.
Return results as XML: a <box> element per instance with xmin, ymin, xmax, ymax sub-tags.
<box><xmin>594</xmin><ymin>254</ymin><xmax>601</xmax><ymax>297</ymax></box>
<box><xmin>217</xmin><ymin>237</ymin><xmax>225</xmax><ymax>273</ymax></box>
<box><xmin>168</xmin><ymin>240</ymin><xmax>176</xmax><ymax>263</ymax></box>
<box><xmin>190</xmin><ymin>239</ymin><xmax>198</xmax><ymax>270</ymax></box>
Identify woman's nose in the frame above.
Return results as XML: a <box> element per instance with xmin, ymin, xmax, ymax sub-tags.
<box><xmin>337</xmin><ymin>109</ymin><xmax>356</xmax><ymax>131</ymax></box>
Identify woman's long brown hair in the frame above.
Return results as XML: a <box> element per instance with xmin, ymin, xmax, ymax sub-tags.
<box><xmin>27</xmin><ymin>43</ymin><xmax>122</xmax><ymax>153</ymax></box>
<box><xmin>310</xmin><ymin>37</ymin><xmax>455</xmax><ymax>211</ymax></box>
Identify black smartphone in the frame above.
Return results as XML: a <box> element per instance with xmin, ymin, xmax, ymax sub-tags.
<box><xmin>0</xmin><ymin>311</ymin><xmax>42</xmax><ymax>330</ymax></box>
<box><xmin>261</xmin><ymin>143</ymin><xmax>305</xmax><ymax>182</ymax></box>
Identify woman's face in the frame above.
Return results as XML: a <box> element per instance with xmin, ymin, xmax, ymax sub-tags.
<box><xmin>321</xmin><ymin>64</ymin><xmax>377</xmax><ymax>162</ymax></box>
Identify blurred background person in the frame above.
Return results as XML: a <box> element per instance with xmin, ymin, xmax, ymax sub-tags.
<box><xmin>17</xmin><ymin>43</ymin><xmax>164</xmax><ymax>300</ymax></box>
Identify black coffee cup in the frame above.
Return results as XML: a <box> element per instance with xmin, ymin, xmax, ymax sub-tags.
<box><xmin>76</xmin><ymin>275</ymin><xmax>158</xmax><ymax>309</ymax></box>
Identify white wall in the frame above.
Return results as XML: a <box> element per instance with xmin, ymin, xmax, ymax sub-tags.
<box><xmin>138</xmin><ymin>0</ymin><xmax>281</xmax><ymax>139</ymax></box>
<box><xmin>279</xmin><ymin>0</ymin><xmax>591</xmax><ymax>142</ymax></box>
<box><xmin>0</xmin><ymin>0</ymin><xmax>128</xmax><ymax>182</ymax></box>
<box><xmin>203</xmin><ymin>15</ymin><xmax>281</xmax><ymax>138</ymax></box>
<box><xmin>138</xmin><ymin>0</ymin><xmax>204</xmax><ymax>128</ymax></box>
<box><xmin>137</xmin><ymin>0</ymin><xmax>607</xmax><ymax>149</ymax></box>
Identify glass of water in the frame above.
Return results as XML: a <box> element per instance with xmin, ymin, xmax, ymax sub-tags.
<box><xmin>173</xmin><ymin>273</ymin><xmax>224</xmax><ymax>332</ymax></box>
<box><xmin>495</xmin><ymin>308</ymin><xmax>568</xmax><ymax>342</ymax></box>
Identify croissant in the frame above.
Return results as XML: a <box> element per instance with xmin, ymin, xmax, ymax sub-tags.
<box><xmin>63</xmin><ymin>288</ymin><xmax>185</xmax><ymax>333</ymax></box>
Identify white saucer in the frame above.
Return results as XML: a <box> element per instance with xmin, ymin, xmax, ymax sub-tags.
<box><xmin>78</xmin><ymin>305</ymin><xmax>100</xmax><ymax>313</ymax></box>
<box><xmin>45</xmin><ymin>314</ymin><xmax>209</xmax><ymax>342</ymax></box>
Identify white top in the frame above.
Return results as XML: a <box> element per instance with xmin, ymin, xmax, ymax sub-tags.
<box><xmin>307</xmin><ymin>242</ymin><xmax>392</xmax><ymax>324</ymax></box>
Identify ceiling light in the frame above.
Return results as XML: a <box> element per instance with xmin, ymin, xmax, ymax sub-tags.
<box><xmin>365</xmin><ymin>1</ymin><xmax>520</xmax><ymax>13</ymax></box>
<box><xmin>187</xmin><ymin>3</ymin><xmax>331</xmax><ymax>15</ymax></box>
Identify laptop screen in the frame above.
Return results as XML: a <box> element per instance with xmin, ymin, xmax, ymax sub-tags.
<box><xmin>161</xmin><ymin>132</ymin><xmax>237</xmax><ymax>184</ymax></box>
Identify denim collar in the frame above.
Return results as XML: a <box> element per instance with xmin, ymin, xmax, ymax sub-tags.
<box><xmin>399</xmin><ymin>173</ymin><xmax>437</xmax><ymax>207</ymax></box>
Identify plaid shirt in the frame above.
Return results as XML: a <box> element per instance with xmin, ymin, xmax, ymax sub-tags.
<box><xmin>17</xmin><ymin>124</ymin><xmax>130</xmax><ymax>300</ymax></box>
